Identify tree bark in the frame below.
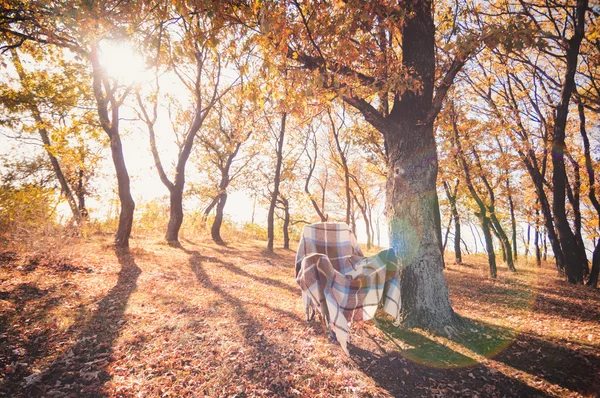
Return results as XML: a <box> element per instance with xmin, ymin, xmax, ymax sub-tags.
<box><xmin>535</xmin><ymin>221</ymin><xmax>542</xmax><ymax>267</ymax></box>
<box><xmin>577</xmin><ymin>103</ymin><xmax>600</xmax><ymax>287</ymax></box>
<box><xmin>165</xmin><ymin>186</ymin><xmax>184</xmax><ymax>243</ymax></box>
<box><xmin>280</xmin><ymin>195</ymin><xmax>291</xmax><ymax>249</ymax></box>
<box><xmin>525</xmin><ymin>224</ymin><xmax>531</xmax><ymax>260</ymax></box>
<box><xmin>381</xmin><ymin>2</ymin><xmax>455</xmax><ymax>328</ymax></box>
<box><xmin>566</xmin><ymin>153</ymin><xmax>590</xmax><ymax>275</ymax></box>
<box><xmin>471</xmin><ymin>147</ymin><xmax>515</xmax><ymax>271</ymax></box>
<box><xmin>90</xmin><ymin>45</ymin><xmax>134</xmax><ymax>247</ymax></box>
<box><xmin>507</xmin><ymin>180</ymin><xmax>518</xmax><ymax>261</ymax></box>
<box><xmin>202</xmin><ymin>195</ymin><xmax>220</xmax><ymax>225</ymax></box>
<box><xmin>443</xmin><ymin>180</ymin><xmax>462</xmax><ymax>264</ymax></box>
<box><xmin>452</xmin><ymin>108</ymin><xmax>497</xmax><ymax>277</ymax></box>
<box><xmin>267</xmin><ymin>112</ymin><xmax>287</xmax><ymax>253</ymax></box>
<box><xmin>75</xmin><ymin>166</ymin><xmax>88</xmax><ymax>219</ymax></box>
<box><xmin>551</xmin><ymin>0</ymin><xmax>588</xmax><ymax>283</ymax></box>
<box><xmin>523</xmin><ymin>158</ymin><xmax>564</xmax><ymax>270</ymax></box>
<box><xmin>211</xmin><ymin>193</ymin><xmax>227</xmax><ymax>244</ymax></box>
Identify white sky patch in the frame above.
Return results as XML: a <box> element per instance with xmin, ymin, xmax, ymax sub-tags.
<box><xmin>99</xmin><ymin>40</ymin><xmax>148</xmax><ymax>84</ymax></box>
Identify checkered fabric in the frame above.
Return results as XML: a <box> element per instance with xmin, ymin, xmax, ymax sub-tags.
<box><xmin>295</xmin><ymin>222</ymin><xmax>401</xmax><ymax>355</ymax></box>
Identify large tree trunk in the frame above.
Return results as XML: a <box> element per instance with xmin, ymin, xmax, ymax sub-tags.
<box><xmin>551</xmin><ymin>0</ymin><xmax>587</xmax><ymax>283</ymax></box>
<box><xmin>386</xmin><ymin>129</ymin><xmax>455</xmax><ymax>327</ymax></box>
<box><xmin>267</xmin><ymin>112</ymin><xmax>287</xmax><ymax>253</ymax></box>
<box><xmin>211</xmin><ymin>193</ymin><xmax>227</xmax><ymax>244</ymax></box>
<box><xmin>382</xmin><ymin>1</ymin><xmax>455</xmax><ymax>328</ymax></box>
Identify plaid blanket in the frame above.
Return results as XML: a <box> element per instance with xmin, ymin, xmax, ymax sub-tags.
<box><xmin>295</xmin><ymin>222</ymin><xmax>401</xmax><ymax>355</ymax></box>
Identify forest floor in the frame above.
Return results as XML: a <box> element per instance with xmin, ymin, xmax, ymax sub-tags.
<box><xmin>0</xmin><ymin>234</ymin><xmax>599</xmax><ymax>397</ymax></box>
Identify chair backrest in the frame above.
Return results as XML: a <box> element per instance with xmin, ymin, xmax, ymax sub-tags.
<box><xmin>296</xmin><ymin>222</ymin><xmax>363</xmax><ymax>276</ymax></box>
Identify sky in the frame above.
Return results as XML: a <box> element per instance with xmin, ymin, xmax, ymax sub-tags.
<box><xmin>2</xmin><ymin>37</ymin><xmax>581</xmax><ymax>256</ymax></box>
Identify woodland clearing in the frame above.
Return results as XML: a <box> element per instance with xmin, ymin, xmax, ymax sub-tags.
<box><xmin>0</xmin><ymin>234</ymin><xmax>598</xmax><ymax>397</ymax></box>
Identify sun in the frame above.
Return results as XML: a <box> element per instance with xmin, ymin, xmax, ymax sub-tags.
<box><xmin>99</xmin><ymin>40</ymin><xmax>147</xmax><ymax>84</ymax></box>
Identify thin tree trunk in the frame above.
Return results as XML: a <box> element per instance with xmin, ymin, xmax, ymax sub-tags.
<box><xmin>267</xmin><ymin>112</ymin><xmax>287</xmax><ymax>253</ymax></box>
<box><xmin>251</xmin><ymin>194</ymin><xmax>256</xmax><ymax>224</ymax></box>
<box><xmin>281</xmin><ymin>196</ymin><xmax>290</xmax><ymax>249</ymax></box>
<box><xmin>469</xmin><ymin>221</ymin><xmax>480</xmax><ymax>253</ymax></box>
<box><xmin>11</xmin><ymin>49</ymin><xmax>83</xmax><ymax>226</ymax></box>
<box><xmin>535</xmin><ymin>223</ymin><xmax>542</xmax><ymax>267</ymax></box>
<box><xmin>211</xmin><ymin>193</ymin><xmax>227</xmax><ymax>244</ymax></box>
<box><xmin>375</xmin><ymin>215</ymin><xmax>381</xmax><ymax>247</ymax></box>
<box><xmin>525</xmin><ymin>159</ymin><xmax>565</xmax><ymax>271</ymax></box>
<box><xmin>566</xmin><ymin>153</ymin><xmax>590</xmax><ymax>276</ymax></box>
<box><xmin>577</xmin><ymin>103</ymin><xmax>600</xmax><ymax>287</ymax></box>
<box><xmin>350</xmin><ymin>175</ymin><xmax>372</xmax><ymax>249</ymax></box>
<box><xmin>543</xmin><ymin>230</ymin><xmax>548</xmax><ymax>261</ymax></box>
<box><xmin>507</xmin><ymin>180</ymin><xmax>518</xmax><ymax>261</ymax></box>
<box><xmin>329</xmin><ymin>108</ymin><xmax>351</xmax><ymax>226</ymax></box>
<box><xmin>305</xmin><ymin>130</ymin><xmax>328</xmax><ymax>221</ymax></box>
<box><xmin>75</xmin><ymin>166</ymin><xmax>88</xmax><ymax>219</ymax></box>
<box><xmin>166</xmin><ymin>186</ymin><xmax>184</xmax><ymax>243</ymax></box>
<box><xmin>452</xmin><ymin>104</ymin><xmax>496</xmax><ymax>277</ymax></box>
<box><xmin>443</xmin><ymin>179</ymin><xmax>462</xmax><ymax>264</ymax></box>
<box><xmin>491</xmin><ymin>222</ymin><xmax>507</xmax><ymax>263</ymax></box>
<box><xmin>202</xmin><ymin>195</ymin><xmax>220</xmax><ymax>225</ymax></box>
<box><xmin>551</xmin><ymin>0</ymin><xmax>587</xmax><ymax>283</ymax></box>
<box><xmin>461</xmin><ymin>238</ymin><xmax>470</xmax><ymax>255</ymax></box>
<box><xmin>443</xmin><ymin>215</ymin><xmax>452</xmax><ymax>252</ymax></box>
<box><xmin>526</xmin><ymin>223</ymin><xmax>531</xmax><ymax>260</ymax></box>
<box><xmin>471</xmin><ymin>147</ymin><xmax>515</xmax><ymax>271</ymax></box>
<box><xmin>90</xmin><ymin>45</ymin><xmax>135</xmax><ymax>247</ymax></box>
<box><xmin>353</xmin><ymin>193</ymin><xmax>371</xmax><ymax>249</ymax></box>
<box><xmin>109</xmin><ymin>131</ymin><xmax>135</xmax><ymax>247</ymax></box>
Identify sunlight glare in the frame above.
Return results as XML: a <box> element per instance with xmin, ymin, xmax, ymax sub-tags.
<box><xmin>99</xmin><ymin>40</ymin><xmax>147</xmax><ymax>84</ymax></box>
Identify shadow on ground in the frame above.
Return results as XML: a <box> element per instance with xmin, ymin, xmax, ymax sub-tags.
<box><xmin>185</xmin><ymin>249</ymin><xmax>308</xmax><ymax>395</ymax></box>
<box><xmin>6</xmin><ymin>248</ymin><xmax>142</xmax><ymax>397</ymax></box>
<box><xmin>348</xmin><ymin>314</ymin><xmax>599</xmax><ymax>397</ymax></box>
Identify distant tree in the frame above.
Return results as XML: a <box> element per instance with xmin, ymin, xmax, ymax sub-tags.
<box><xmin>136</xmin><ymin>9</ymin><xmax>238</xmax><ymax>245</ymax></box>
<box><xmin>0</xmin><ymin>44</ymin><xmax>102</xmax><ymax>225</ymax></box>
<box><xmin>0</xmin><ymin>1</ymin><xmax>148</xmax><ymax>246</ymax></box>
<box><xmin>196</xmin><ymin>86</ymin><xmax>257</xmax><ymax>244</ymax></box>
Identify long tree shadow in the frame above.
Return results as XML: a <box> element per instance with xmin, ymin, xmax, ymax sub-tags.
<box><xmin>446</xmin><ymin>317</ymin><xmax>600</xmax><ymax>395</ymax></box>
<box><xmin>18</xmin><ymin>247</ymin><xmax>142</xmax><ymax>397</ymax></box>
<box><xmin>0</xmin><ymin>283</ymin><xmax>64</xmax><ymax>391</ymax></box>
<box><xmin>348</xmin><ymin>315</ymin><xmax>554</xmax><ymax>397</ymax></box>
<box><xmin>186</xmin><ymin>250</ymin><xmax>301</xmax><ymax>396</ymax></box>
<box><xmin>187</xmin><ymin>252</ymin><xmax>299</xmax><ymax>295</ymax></box>
<box><xmin>493</xmin><ymin>330</ymin><xmax>600</xmax><ymax>396</ymax></box>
